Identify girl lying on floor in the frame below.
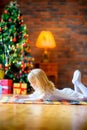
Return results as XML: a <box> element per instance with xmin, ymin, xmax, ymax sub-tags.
<box><xmin>17</xmin><ymin>69</ymin><xmax>87</xmax><ymax>101</ymax></box>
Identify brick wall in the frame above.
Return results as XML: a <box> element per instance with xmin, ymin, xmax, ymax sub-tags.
<box><xmin>0</xmin><ymin>0</ymin><xmax>87</xmax><ymax>89</ymax></box>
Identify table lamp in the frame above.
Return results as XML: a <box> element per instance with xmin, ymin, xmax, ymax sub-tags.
<box><xmin>36</xmin><ymin>31</ymin><xmax>56</xmax><ymax>62</ymax></box>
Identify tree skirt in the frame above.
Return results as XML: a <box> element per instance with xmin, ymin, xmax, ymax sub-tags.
<box><xmin>0</xmin><ymin>95</ymin><xmax>87</xmax><ymax>105</ymax></box>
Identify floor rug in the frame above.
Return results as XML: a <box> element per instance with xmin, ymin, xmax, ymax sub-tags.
<box><xmin>0</xmin><ymin>95</ymin><xmax>87</xmax><ymax>105</ymax></box>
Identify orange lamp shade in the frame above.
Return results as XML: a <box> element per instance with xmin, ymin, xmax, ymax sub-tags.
<box><xmin>36</xmin><ymin>31</ymin><xmax>56</xmax><ymax>49</ymax></box>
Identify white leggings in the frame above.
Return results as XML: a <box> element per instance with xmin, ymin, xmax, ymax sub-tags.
<box><xmin>74</xmin><ymin>81</ymin><xmax>87</xmax><ymax>96</ymax></box>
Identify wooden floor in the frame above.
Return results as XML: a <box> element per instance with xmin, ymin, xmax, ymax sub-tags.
<box><xmin>0</xmin><ymin>104</ymin><xmax>87</xmax><ymax>130</ymax></box>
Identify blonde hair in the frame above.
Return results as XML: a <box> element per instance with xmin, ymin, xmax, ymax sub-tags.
<box><xmin>28</xmin><ymin>68</ymin><xmax>55</xmax><ymax>93</ymax></box>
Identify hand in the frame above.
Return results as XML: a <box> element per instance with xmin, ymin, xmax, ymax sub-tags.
<box><xmin>35</xmin><ymin>99</ymin><xmax>43</xmax><ymax>102</ymax></box>
<box><xmin>14</xmin><ymin>95</ymin><xmax>29</xmax><ymax>99</ymax></box>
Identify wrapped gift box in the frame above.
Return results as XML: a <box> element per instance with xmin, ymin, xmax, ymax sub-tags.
<box><xmin>0</xmin><ymin>79</ymin><xmax>13</xmax><ymax>94</ymax></box>
<box><xmin>0</xmin><ymin>80</ymin><xmax>2</xmax><ymax>94</ymax></box>
<box><xmin>0</xmin><ymin>69</ymin><xmax>4</xmax><ymax>79</ymax></box>
<box><xmin>13</xmin><ymin>83</ymin><xmax>27</xmax><ymax>95</ymax></box>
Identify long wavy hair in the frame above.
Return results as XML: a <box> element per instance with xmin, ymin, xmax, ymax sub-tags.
<box><xmin>28</xmin><ymin>68</ymin><xmax>55</xmax><ymax>93</ymax></box>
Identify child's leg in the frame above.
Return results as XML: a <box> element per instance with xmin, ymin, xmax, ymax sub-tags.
<box><xmin>72</xmin><ymin>70</ymin><xmax>81</xmax><ymax>84</ymax></box>
<box><xmin>72</xmin><ymin>70</ymin><xmax>82</xmax><ymax>93</ymax></box>
<box><xmin>72</xmin><ymin>70</ymin><xmax>87</xmax><ymax>95</ymax></box>
<box><xmin>74</xmin><ymin>84</ymin><xmax>83</xmax><ymax>93</ymax></box>
<box><xmin>75</xmin><ymin>81</ymin><xmax>87</xmax><ymax>95</ymax></box>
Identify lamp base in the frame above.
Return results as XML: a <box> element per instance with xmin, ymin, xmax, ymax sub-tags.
<box><xmin>43</xmin><ymin>50</ymin><xmax>49</xmax><ymax>62</ymax></box>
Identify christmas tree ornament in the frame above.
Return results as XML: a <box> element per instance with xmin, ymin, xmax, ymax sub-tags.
<box><xmin>12</xmin><ymin>37</ymin><xmax>17</xmax><ymax>42</ymax></box>
<box><xmin>4</xmin><ymin>10</ymin><xmax>8</xmax><ymax>14</ymax></box>
<box><xmin>0</xmin><ymin>27</ymin><xmax>2</xmax><ymax>32</ymax></box>
<box><xmin>8</xmin><ymin>18</ymin><xmax>12</xmax><ymax>22</ymax></box>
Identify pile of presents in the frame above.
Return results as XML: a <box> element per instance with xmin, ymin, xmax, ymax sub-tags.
<box><xmin>0</xmin><ymin>64</ymin><xmax>28</xmax><ymax>95</ymax></box>
<box><xmin>0</xmin><ymin>79</ymin><xmax>27</xmax><ymax>95</ymax></box>
<box><xmin>0</xmin><ymin>69</ymin><xmax>27</xmax><ymax>95</ymax></box>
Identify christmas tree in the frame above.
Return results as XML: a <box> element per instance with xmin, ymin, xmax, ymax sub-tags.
<box><xmin>0</xmin><ymin>0</ymin><xmax>34</xmax><ymax>92</ymax></box>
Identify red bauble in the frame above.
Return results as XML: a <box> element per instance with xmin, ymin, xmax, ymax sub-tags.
<box><xmin>12</xmin><ymin>37</ymin><xmax>17</xmax><ymax>42</ymax></box>
<box><xmin>4</xmin><ymin>10</ymin><xmax>8</xmax><ymax>14</ymax></box>
<box><xmin>8</xmin><ymin>18</ymin><xmax>12</xmax><ymax>22</ymax></box>
<box><xmin>23</xmin><ymin>43</ymin><xmax>27</xmax><ymax>47</ymax></box>
<box><xmin>18</xmin><ymin>16</ymin><xmax>21</xmax><ymax>20</ymax></box>
<box><xmin>24</xmin><ymin>34</ymin><xmax>28</xmax><ymax>38</ymax></box>
<box><xmin>27</xmin><ymin>39</ymin><xmax>30</xmax><ymax>43</ymax></box>
<box><xmin>20</xmin><ymin>21</ymin><xmax>24</xmax><ymax>25</ymax></box>
<box><xmin>0</xmin><ymin>64</ymin><xmax>3</xmax><ymax>69</ymax></box>
<box><xmin>4</xmin><ymin>66</ymin><xmax>8</xmax><ymax>71</ymax></box>
<box><xmin>0</xmin><ymin>27</ymin><xmax>2</xmax><ymax>32</ymax></box>
<box><xmin>18</xmin><ymin>35</ymin><xmax>21</xmax><ymax>38</ymax></box>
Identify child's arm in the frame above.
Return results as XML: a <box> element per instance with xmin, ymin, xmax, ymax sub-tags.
<box><xmin>14</xmin><ymin>92</ymin><xmax>45</xmax><ymax>101</ymax></box>
<box><xmin>14</xmin><ymin>92</ymin><xmax>34</xmax><ymax>100</ymax></box>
